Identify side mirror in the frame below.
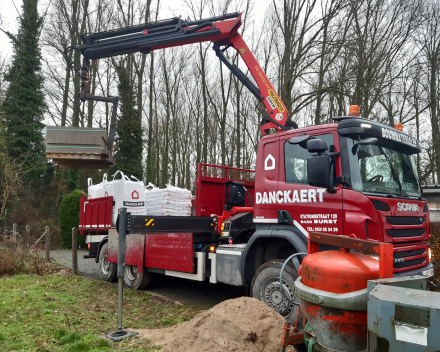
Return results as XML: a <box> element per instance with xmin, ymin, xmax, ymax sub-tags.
<box><xmin>307</xmin><ymin>154</ymin><xmax>332</xmax><ymax>189</ymax></box>
<box><xmin>288</xmin><ymin>135</ymin><xmax>312</xmax><ymax>144</ymax></box>
<box><xmin>307</xmin><ymin>139</ymin><xmax>328</xmax><ymax>154</ymax></box>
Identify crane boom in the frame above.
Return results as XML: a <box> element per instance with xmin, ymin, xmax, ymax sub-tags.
<box><xmin>76</xmin><ymin>12</ymin><xmax>297</xmax><ymax>137</ymax></box>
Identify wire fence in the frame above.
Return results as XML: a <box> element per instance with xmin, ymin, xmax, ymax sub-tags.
<box><xmin>1</xmin><ymin>224</ymin><xmax>52</xmax><ymax>249</ymax></box>
<box><xmin>1</xmin><ymin>224</ymin><xmax>83</xmax><ymax>276</ymax></box>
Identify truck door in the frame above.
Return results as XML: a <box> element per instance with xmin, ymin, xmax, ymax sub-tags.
<box><xmin>278</xmin><ymin>131</ymin><xmax>343</xmax><ymax>236</ymax></box>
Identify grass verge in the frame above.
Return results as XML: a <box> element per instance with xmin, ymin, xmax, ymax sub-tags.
<box><xmin>0</xmin><ymin>274</ymin><xmax>199</xmax><ymax>351</ymax></box>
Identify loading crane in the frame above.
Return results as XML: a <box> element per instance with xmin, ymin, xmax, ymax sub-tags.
<box><xmin>45</xmin><ymin>13</ymin><xmax>296</xmax><ymax>169</ymax></box>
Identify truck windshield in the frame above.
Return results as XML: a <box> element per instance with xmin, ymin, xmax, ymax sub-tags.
<box><xmin>347</xmin><ymin>138</ymin><xmax>421</xmax><ymax>197</ymax></box>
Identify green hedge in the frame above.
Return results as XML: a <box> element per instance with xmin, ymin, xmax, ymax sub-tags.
<box><xmin>59</xmin><ymin>189</ymin><xmax>87</xmax><ymax>247</ymax></box>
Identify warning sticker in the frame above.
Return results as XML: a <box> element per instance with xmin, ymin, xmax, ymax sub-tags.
<box><xmin>268</xmin><ymin>89</ymin><xmax>285</xmax><ymax>112</ymax></box>
<box><xmin>267</xmin><ymin>96</ymin><xmax>276</xmax><ymax>110</ymax></box>
<box><xmin>239</xmin><ymin>48</ymin><xmax>246</xmax><ymax>55</ymax></box>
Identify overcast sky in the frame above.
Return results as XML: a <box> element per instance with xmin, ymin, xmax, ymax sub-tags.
<box><xmin>0</xmin><ymin>0</ymin><xmax>269</xmax><ymax>60</ymax></box>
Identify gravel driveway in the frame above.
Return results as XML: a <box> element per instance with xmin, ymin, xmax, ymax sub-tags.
<box><xmin>50</xmin><ymin>249</ymin><xmax>101</xmax><ymax>280</ymax></box>
<box><xmin>50</xmin><ymin>250</ymin><xmax>246</xmax><ymax>310</ymax></box>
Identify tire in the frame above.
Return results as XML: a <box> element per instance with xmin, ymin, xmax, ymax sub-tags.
<box><xmin>251</xmin><ymin>259</ymin><xmax>300</xmax><ymax>322</ymax></box>
<box><xmin>123</xmin><ymin>264</ymin><xmax>158</xmax><ymax>290</ymax></box>
<box><xmin>99</xmin><ymin>242</ymin><xmax>117</xmax><ymax>282</ymax></box>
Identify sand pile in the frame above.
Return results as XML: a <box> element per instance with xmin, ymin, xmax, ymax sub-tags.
<box><xmin>136</xmin><ymin>297</ymin><xmax>297</xmax><ymax>352</ymax></box>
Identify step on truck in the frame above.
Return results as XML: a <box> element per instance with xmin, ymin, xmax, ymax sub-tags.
<box><xmin>63</xmin><ymin>12</ymin><xmax>433</xmax><ymax>321</ymax></box>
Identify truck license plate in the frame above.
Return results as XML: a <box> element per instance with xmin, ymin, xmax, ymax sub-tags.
<box><xmin>423</xmin><ymin>268</ymin><xmax>434</xmax><ymax>277</ymax></box>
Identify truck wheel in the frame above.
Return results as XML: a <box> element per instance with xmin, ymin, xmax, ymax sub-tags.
<box><xmin>99</xmin><ymin>242</ymin><xmax>117</xmax><ymax>282</ymax></box>
<box><xmin>251</xmin><ymin>259</ymin><xmax>299</xmax><ymax>322</ymax></box>
<box><xmin>123</xmin><ymin>265</ymin><xmax>157</xmax><ymax>290</ymax></box>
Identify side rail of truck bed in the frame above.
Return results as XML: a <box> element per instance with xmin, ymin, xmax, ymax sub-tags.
<box><xmin>195</xmin><ymin>163</ymin><xmax>255</xmax><ymax>217</ymax></box>
<box><xmin>79</xmin><ymin>193</ymin><xmax>113</xmax><ymax>235</ymax></box>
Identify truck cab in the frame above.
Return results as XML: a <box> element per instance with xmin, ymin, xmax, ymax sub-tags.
<box><xmin>254</xmin><ymin>116</ymin><xmax>433</xmax><ymax>277</ymax></box>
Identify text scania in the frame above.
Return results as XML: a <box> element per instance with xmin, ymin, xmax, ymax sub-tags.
<box><xmin>397</xmin><ymin>202</ymin><xmax>419</xmax><ymax>212</ymax></box>
<box><xmin>256</xmin><ymin>189</ymin><xmax>325</xmax><ymax>204</ymax></box>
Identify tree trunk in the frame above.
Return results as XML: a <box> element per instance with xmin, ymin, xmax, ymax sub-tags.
<box><xmin>61</xmin><ymin>49</ymin><xmax>73</xmax><ymax>126</ymax></box>
<box><xmin>199</xmin><ymin>43</ymin><xmax>208</xmax><ymax>163</ymax></box>
<box><xmin>146</xmin><ymin>53</ymin><xmax>154</xmax><ymax>183</ymax></box>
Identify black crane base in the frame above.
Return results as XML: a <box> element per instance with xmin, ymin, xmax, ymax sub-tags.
<box><xmin>102</xmin><ymin>329</ymin><xmax>138</xmax><ymax>342</ymax></box>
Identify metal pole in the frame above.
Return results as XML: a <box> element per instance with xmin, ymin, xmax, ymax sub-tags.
<box><xmin>116</xmin><ymin>208</ymin><xmax>127</xmax><ymax>332</ymax></box>
<box><xmin>102</xmin><ymin>208</ymin><xmax>137</xmax><ymax>341</ymax></box>
<box><xmin>72</xmin><ymin>227</ymin><xmax>78</xmax><ymax>275</ymax></box>
<box><xmin>45</xmin><ymin>226</ymin><xmax>50</xmax><ymax>262</ymax></box>
<box><xmin>117</xmin><ymin>277</ymin><xmax>123</xmax><ymax>330</ymax></box>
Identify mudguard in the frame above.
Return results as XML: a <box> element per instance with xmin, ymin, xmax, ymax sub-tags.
<box><xmin>95</xmin><ymin>236</ymin><xmax>109</xmax><ymax>263</ymax></box>
<box><xmin>241</xmin><ymin>223</ymin><xmax>308</xmax><ymax>283</ymax></box>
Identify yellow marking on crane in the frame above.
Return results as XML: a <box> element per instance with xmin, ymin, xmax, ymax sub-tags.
<box><xmin>239</xmin><ymin>48</ymin><xmax>246</xmax><ymax>55</ymax></box>
<box><xmin>145</xmin><ymin>219</ymin><xmax>154</xmax><ymax>226</ymax></box>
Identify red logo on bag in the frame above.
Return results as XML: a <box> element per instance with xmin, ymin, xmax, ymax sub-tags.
<box><xmin>132</xmin><ymin>190</ymin><xmax>139</xmax><ymax>199</ymax></box>
<box><xmin>105</xmin><ymin>191</ymin><xmax>108</xmax><ymax>197</ymax></box>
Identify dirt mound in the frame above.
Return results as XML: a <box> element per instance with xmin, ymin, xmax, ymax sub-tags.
<box><xmin>136</xmin><ymin>297</ymin><xmax>296</xmax><ymax>352</ymax></box>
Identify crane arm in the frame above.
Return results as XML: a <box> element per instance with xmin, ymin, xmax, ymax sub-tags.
<box><xmin>76</xmin><ymin>12</ymin><xmax>296</xmax><ymax>135</ymax></box>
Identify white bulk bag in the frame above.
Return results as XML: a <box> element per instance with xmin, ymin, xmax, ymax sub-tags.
<box><xmin>130</xmin><ymin>175</ymin><xmax>144</xmax><ymax>186</ymax></box>
<box><xmin>87</xmin><ymin>178</ymin><xmax>104</xmax><ymax>199</ymax></box>
<box><xmin>102</xmin><ymin>173</ymin><xmax>114</xmax><ymax>197</ymax></box>
<box><xmin>111</xmin><ymin>171</ymin><xmax>146</xmax><ymax>225</ymax></box>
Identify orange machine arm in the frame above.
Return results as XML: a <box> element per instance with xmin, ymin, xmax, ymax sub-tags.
<box><xmin>77</xmin><ymin>12</ymin><xmax>295</xmax><ymax>134</ymax></box>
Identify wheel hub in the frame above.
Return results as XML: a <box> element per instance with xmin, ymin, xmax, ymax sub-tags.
<box><xmin>125</xmin><ymin>265</ymin><xmax>138</xmax><ymax>281</ymax></box>
<box><xmin>264</xmin><ymin>280</ymin><xmax>294</xmax><ymax>317</ymax></box>
<box><xmin>101</xmin><ymin>252</ymin><xmax>110</xmax><ymax>274</ymax></box>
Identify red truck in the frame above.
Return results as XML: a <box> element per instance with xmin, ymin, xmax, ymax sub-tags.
<box><xmin>74</xmin><ymin>13</ymin><xmax>434</xmax><ymax>321</ymax></box>
<box><xmin>80</xmin><ymin>134</ymin><xmax>433</xmax><ymax>321</ymax></box>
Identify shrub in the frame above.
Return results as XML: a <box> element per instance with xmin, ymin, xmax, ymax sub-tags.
<box><xmin>0</xmin><ymin>243</ymin><xmax>51</xmax><ymax>276</ymax></box>
<box><xmin>429</xmin><ymin>223</ymin><xmax>440</xmax><ymax>290</ymax></box>
<box><xmin>59</xmin><ymin>190</ymin><xmax>87</xmax><ymax>247</ymax></box>
<box><xmin>0</xmin><ymin>247</ymin><xmax>18</xmax><ymax>275</ymax></box>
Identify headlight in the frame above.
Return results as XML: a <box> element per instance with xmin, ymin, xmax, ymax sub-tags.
<box><xmin>429</xmin><ymin>248</ymin><xmax>432</xmax><ymax>261</ymax></box>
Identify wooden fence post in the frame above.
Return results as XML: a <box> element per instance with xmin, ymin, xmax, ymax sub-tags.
<box><xmin>12</xmin><ymin>223</ymin><xmax>17</xmax><ymax>241</ymax></box>
<box><xmin>45</xmin><ymin>226</ymin><xmax>50</xmax><ymax>262</ymax></box>
<box><xmin>72</xmin><ymin>227</ymin><xmax>78</xmax><ymax>275</ymax></box>
<box><xmin>26</xmin><ymin>225</ymin><xmax>30</xmax><ymax>249</ymax></box>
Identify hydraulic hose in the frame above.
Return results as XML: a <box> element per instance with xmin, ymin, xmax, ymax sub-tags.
<box><xmin>279</xmin><ymin>252</ymin><xmax>307</xmax><ymax>305</ymax></box>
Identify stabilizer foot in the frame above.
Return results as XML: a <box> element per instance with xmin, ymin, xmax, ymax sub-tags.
<box><xmin>102</xmin><ymin>329</ymin><xmax>138</xmax><ymax>342</ymax></box>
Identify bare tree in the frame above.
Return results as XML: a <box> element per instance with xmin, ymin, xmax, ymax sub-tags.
<box><xmin>416</xmin><ymin>0</ymin><xmax>440</xmax><ymax>182</ymax></box>
<box><xmin>346</xmin><ymin>0</ymin><xmax>421</xmax><ymax>120</ymax></box>
<box><xmin>271</xmin><ymin>0</ymin><xmax>324</xmax><ymax>119</ymax></box>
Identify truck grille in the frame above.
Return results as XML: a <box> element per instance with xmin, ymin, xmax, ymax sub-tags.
<box><xmin>387</xmin><ymin>229</ymin><xmax>425</xmax><ymax>238</ymax></box>
<box><xmin>393</xmin><ymin>249</ymin><xmax>425</xmax><ymax>258</ymax></box>
<box><xmin>393</xmin><ymin>258</ymin><xmax>425</xmax><ymax>269</ymax></box>
<box><xmin>393</xmin><ymin>246</ymin><xmax>427</xmax><ymax>270</ymax></box>
<box><xmin>386</xmin><ymin>216</ymin><xmax>424</xmax><ymax>225</ymax></box>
